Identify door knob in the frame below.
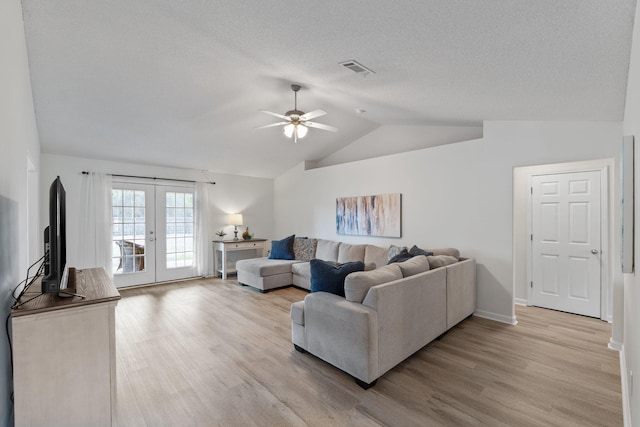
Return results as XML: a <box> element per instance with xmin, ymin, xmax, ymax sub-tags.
<box><xmin>591</xmin><ymin>249</ymin><xmax>599</xmax><ymax>254</ymax></box>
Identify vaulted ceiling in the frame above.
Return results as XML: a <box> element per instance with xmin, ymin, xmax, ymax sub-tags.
<box><xmin>21</xmin><ymin>0</ymin><xmax>637</xmax><ymax>178</ymax></box>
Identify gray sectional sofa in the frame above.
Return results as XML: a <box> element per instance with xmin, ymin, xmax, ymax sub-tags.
<box><xmin>236</xmin><ymin>237</ymin><xmax>476</xmax><ymax>388</ymax></box>
<box><xmin>236</xmin><ymin>238</ymin><xmax>391</xmax><ymax>291</ymax></box>
<box><xmin>291</xmin><ymin>255</ymin><xmax>476</xmax><ymax>388</ymax></box>
<box><xmin>236</xmin><ymin>238</ymin><xmax>468</xmax><ymax>292</ymax></box>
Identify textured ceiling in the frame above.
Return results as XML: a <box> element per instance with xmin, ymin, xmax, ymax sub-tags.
<box><xmin>21</xmin><ymin>0</ymin><xmax>637</xmax><ymax>178</ymax></box>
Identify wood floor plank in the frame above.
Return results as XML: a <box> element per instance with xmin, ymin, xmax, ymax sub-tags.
<box><xmin>115</xmin><ymin>278</ymin><xmax>622</xmax><ymax>426</ymax></box>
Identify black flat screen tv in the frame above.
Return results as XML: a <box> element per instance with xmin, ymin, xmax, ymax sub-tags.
<box><xmin>42</xmin><ymin>176</ymin><xmax>68</xmax><ymax>294</ymax></box>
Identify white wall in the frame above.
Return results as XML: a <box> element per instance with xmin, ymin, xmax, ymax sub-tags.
<box><xmin>40</xmin><ymin>154</ymin><xmax>274</xmax><ymax>276</ymax></box>
<box><xmin>315</xmin><ymin>124</ymin><xmax>483</xmax><ymax>168</ymax></box>
<box><xmin>622</xmin><ymin>1</ymin><xmax>640</xmax><ymax>425</ymax></box>
<box><xmin>0</xmin><ymin>0</ymin><xmax>41</xmax><ymax>424</ymax></box>
<box><xmin>274</xmin><ymin>121</ymin><xmax>621</xmax><ymax>324</ymax></box>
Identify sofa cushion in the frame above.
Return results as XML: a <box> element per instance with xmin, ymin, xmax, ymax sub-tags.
<box><xmin>364</xmin><ymin>262</ymin><xmax>377</xmax><ymax>271</ymax></box>
<box><xmin>236</xmin><ymin>257</ymin><xmax>298</xmax><ymax>276</ymax></box>
<box><xmin>316</xmin><ymin>239</ymin><xmax>340</xmax><ymax>262</ymax></box>
<box><xmin>310</xmin><ymin>259</ymin><xmax>365</xmax><ymax>297</ymax></box>
<box><xmin>427</xmin><ymin>255</ymin><xmax>459</xmax><ymax>269</ymax></box>
<box><xmin>397</xmin><ymin>255</ymin><xmax>430</xmax><ymax>277</ymax></box>
<box><xmin>269</xmin><ymin>235</ymin><xmax>296</xmax><ymax>260</ymax></box>
<box><xmin>387</xmin><ymin>245</ymin><xmax>407</xmax><ymax>262</ymax></box>
<box><xmin>291</xmin><ymin>261</ymin><xmax>311</xmax><ymax>280</ymax></box>
<box><xmin>294</xmin><ymin>238</ymin><xmax>317</xmax><ymax>261</ymax></box>
<box><xmin>344</xmin><ymin>264</ymin><xmax>402</xmax><ymax>303</ymax></box>
<box><xmin>364</xmin><ymin>245</ymin><xmax>390</xmax><ymax>269</ymax></box>
<box><xmin>388</xmin><ymin>248</ymin><xmax>413</xmax><ymax>264</ymax></box>
<box><xmin>409</xmin><ymin>245</ymin><xmax>434</xmax><ymax>257</ymax></box>
<box><xmin>338</xmin><ymin>243</ymin><xmax>366</xmax><ymax>263</ymax></box>
<box><xmin>428</xmin><ymin>248</ymin><xmax>460</xmax><ymax>260</ymax></box>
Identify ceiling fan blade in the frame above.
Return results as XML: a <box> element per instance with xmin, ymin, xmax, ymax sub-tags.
<box><xmin>305</xmin><ymin>121</ymin><xmax>338</xmax><ymax>132</ymax></box>
<box><xmin>255</xmin><ymin>121</ymin><xmax>288</xmax><ymax>130</ymax></box>
<box><xmin>300</xmin><ymin>109</ymin><xmax>326</xmax><ymax>121</ymax></box>
<box><xmin>260</xmin><ymin>110</ymin><xmax>290</xmax><ymax>120</ymax></box>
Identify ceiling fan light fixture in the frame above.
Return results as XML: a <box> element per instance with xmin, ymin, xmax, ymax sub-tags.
<box><xmin>296</xmin><ymin>124</ymin><xmax>308</xmax><ymax>138</ymax></box>
<box><xmin>283</xmin><ymin>123</ymin><xmax>308</xmax><ymax>140</ymax></box>
<box><xmin>283</xmin><ymin>123</ymin><xmax>295</xmax><ymax>138</ymax></box>
<box><xmin>258</xmin><ymin>84</ymin><xmax>337</xmax><ymax>142</ymax></box>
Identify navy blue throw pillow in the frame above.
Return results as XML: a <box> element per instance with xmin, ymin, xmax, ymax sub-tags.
<box><xmin>269</xmin><ymin>234</ymin><xmax>296</xmax><ymax>260</ymax></box>
<box><xmin>310</xmin><ymin>259</ymin><xmax>365</xmax><ymax>297</ymax></box>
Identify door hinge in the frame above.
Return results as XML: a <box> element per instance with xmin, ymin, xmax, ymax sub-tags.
<box><xmin>530</xmin><ymin>234</ymin><xmax>533</xmax><ymax>241</ymax></box>
<box><xmin>530</xmin><ymin>281</ymin><xmax>533</xmax><ymax>288</ymax></box>
<box><xmin>531</xmin><ymin>187</ymin><xmax>533</xmax><ymax>194</ymax></box>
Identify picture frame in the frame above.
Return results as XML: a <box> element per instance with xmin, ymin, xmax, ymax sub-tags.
<box><xmin>336</xmin><ymin>193</ymin><xmax>402</xmax><ymax>237</ymax></box>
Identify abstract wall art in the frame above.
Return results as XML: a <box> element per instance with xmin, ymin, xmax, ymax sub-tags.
<box><xmin>336</xmin><ymin>193</ymin><xmax>401</xmax><ymax>237</ymax></box>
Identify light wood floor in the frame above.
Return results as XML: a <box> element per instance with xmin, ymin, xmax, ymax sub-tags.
<box><xmin>115</xmin><ymin>278</ymin><xmax>622</xmax><ymax>427</ymax></box>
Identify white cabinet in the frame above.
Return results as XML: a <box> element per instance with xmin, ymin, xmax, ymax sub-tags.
<box><xmin>11</xmin><ymin>268</ymin><xmax>120</xmax><ymax>427</ymax></box>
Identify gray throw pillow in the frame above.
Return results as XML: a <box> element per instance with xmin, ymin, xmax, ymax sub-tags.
<box><xmin>388</xmin><ymin>248</ymin><xmax>413</xmax><ymax>264</ymax></box>
<box><xmin>293</xmin><ymin>237</ymin><xmax>317</xmax><ymax>261</ymax></box>
<box><xmin>387</xmin><ymin>245</ymin><xmax>407</xmax><ymax>262</ymax></box>
<box><xmin>409</xmin><ymin>245</ymin><xmax>434</xmax><ymax>257</ymax></box>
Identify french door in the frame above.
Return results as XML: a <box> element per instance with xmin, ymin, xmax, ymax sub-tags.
<box><xmin>111</xmin><ymin>182</ymin><xmax>197</xmax><ymax>288</ymax></box>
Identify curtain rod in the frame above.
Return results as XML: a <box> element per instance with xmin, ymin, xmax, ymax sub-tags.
<box><xmin>82</xmin><ymin>171</ymin><xmax>215</xmax><ymax>185</ymax></box>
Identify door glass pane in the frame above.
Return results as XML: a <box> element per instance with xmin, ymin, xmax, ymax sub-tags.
<box><xmin>165</xmin><ymin>191</ymin><xmax>194</xmax><ymax>269</ymax></box>
<box><xmin>112</xmin><ymin>188</ymin><xmax>146</xmax><ymax>275</ymax></box>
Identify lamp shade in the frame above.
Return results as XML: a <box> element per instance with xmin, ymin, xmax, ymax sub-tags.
<box><xmin>229</xmin><ymin>213</ymin><xmax>243</xmax><ymax>226</ymax></box>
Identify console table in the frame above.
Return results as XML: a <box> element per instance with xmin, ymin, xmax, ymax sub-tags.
<box><xmin>11</xmin><ymin>267</ymin><xmax>120</xmax><ymax>427</ymax></box>
<box><xmin>213</xmin><ymin>239</ymin><xmax>267</xmax><ymax>279</ymax></box>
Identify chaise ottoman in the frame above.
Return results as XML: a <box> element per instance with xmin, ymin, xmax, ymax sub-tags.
<box><xmin>236</xmin><ymin>257</ymin><xmax>301</xmax><ymax>292</ymax></box>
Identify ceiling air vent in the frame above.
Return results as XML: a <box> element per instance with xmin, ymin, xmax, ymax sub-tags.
<box><xmin>339</xmin><ymin>60</ymin><xmax>375</xmax><ymax>76</ymax></box>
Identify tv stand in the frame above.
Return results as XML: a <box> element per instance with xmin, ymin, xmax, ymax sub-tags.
<box><xmin>11</xmin><ymin>267</ymin><xmax>120</xmax><ymax>426</ymax></box>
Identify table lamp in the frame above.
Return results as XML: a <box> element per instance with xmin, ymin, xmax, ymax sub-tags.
<box><xmin>229</xmin><ymin>214</ymin><xmax>243</xmax><ymax>240</ymax></box>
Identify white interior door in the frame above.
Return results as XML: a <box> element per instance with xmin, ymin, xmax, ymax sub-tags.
<box><xmin>530</xmin><ymin>171</ymin><xmax>601</xmax><ymax>317</ymax></box>
<box><xmin>111</xmin><ymin>182</ymin><xmax>197</xmax><ymax>287</ymax></box>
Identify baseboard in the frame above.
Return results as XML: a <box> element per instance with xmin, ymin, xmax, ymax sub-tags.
<box><xmin>619</xmin><ymin>344</ymin><xmax>632</xmax><ymax>427</ymax></box>
<box><xmin>473</xmin><ymin>310</ymin><xmax>518</xmax><ymax>325</ymax></box>
<box><xmin>609</xmin><ymin>339</ymin><xmax>622</xmax><ymax>351</ymax></box>
<box><xmin>514</xmin><ymin>298</ymin><xmax>528</xmax><ymax>306</ymax></box>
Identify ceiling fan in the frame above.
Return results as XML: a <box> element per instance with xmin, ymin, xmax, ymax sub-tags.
<box><xmin>256</xmin><ymin>84</ymin><xmax>338</xmax><ymax>143</ymax></box>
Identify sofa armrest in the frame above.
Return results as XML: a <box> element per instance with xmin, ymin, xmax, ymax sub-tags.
<box><xmin>362</xmin><ymin>268</ymin><xmax>447</xmax><ymax>377</ymax></box>
<box><xmin>304</xmin><ymin>292</ymin><xmax>379</xmax><ymax>383</ymax></box>
<box><xmin>445</xmin><ymin>258</ymin><xmax>476</xmax><ymax>329</ymax></box>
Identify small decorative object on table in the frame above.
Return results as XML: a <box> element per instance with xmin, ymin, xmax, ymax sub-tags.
<box><xmin>215</xmin><ymin>230</ymin><xmax>227</xmax><ymax>239</ymax></box>
<box><xmin>242</xmin><ymin>227</ymin><xmax>253</xmax><ymax>240</ymax></box>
